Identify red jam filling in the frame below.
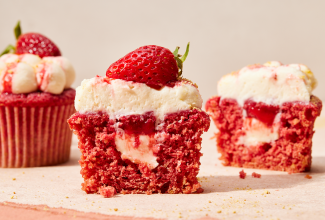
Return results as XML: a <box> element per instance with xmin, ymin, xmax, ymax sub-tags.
<box><xmin>244</xmin><ymin>100</ymin><xmax>280</xmax><ymax>127</ymax></box>
<box><xmin>117</xmin><ymin>111</ymin><xmax>156</xmax><ymax>135</ymax></box>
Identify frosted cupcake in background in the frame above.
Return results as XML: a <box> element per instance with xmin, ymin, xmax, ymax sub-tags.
<box><xmin>0</xmin><ymin>22</ymin><xmax>76</xmax><ymax>167</ymax></box>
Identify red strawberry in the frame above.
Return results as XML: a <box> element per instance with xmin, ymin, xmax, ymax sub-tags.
<box><xmin>106</xmin><ymin>44</ymin><xmax>189</xmax><ymax>89</ymax></box>
<box><xmin>16</xmin><ymin>33</ymin><xmax>61</xmax><ymax>58</ymax></box>
<box><xmin>0</xmin><ymin>21</ymin><xmax>61</xmax><ymax>58</ymax></box>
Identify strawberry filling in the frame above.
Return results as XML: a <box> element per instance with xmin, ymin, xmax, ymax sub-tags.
<box><xmin>244</xmin><ymin>100</ymin><xmax>280</xmax><ymax>127</ymax></box>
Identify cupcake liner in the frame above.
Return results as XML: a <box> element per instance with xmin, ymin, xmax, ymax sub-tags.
<box><xmin>0</xmin><ymin>104</ymin><xmax>75</xmax><ymax>168</ymax></box>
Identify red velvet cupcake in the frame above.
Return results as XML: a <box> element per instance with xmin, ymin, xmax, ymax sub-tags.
<box><xmin>206</xmin><ymin>61</ymin><xmax>322</xmax><ymax>173</ymax></box>
<box><xmin>68</xmin><ymin>44</ymin><xmax>210</xmax><ymax>196</ymax></box>
<box><xmin>0</xmin><ymin>23</ymin><xmax>76</xmax><ymax>167</ymax></box>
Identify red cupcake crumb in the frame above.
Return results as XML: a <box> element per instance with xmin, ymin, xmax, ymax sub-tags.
<box><xmin>252</xmin><ymin>172</ymin><xmax>261</xmax><ymax>178</ymax></box>
<box><xmin>99</xmin><ymin>186</ymin><xmax>116</xmax><ymax>198</ymax></box>
<box><xmin>239</xmin><ymin>170</ymin><xmax>246</xmax><ymax>179</ymax></box>
<box><xmin>305</xmin><ymin>175</ymin><xmax>312</xmax><ymax>179</ymax></box>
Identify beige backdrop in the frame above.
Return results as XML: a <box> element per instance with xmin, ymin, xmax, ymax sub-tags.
<box><xmin>0</xmin><ymin>0</ymin><xmax>324</xmax><ymax>102</ymax></box>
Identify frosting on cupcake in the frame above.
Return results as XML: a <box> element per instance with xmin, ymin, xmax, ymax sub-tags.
<box><xmin>0</xmin><ymin>54</ymin><xmax>75</xmax><ymax>94</ymax></box>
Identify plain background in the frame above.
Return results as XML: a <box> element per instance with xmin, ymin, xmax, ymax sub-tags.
<box><xmin>0</xmin><ymin>0</ymin><xmax>324</xmax><ymax>103</ymax></box>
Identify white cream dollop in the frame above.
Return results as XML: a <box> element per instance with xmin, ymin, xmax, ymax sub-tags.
<box><xmin>75</xmin><ymin>76</ymin><xmax>203</xmax><ymax>121</ymax></box>
<box><xmin>43</xmin><ymin>57</ymin><xmax>75</xmax><ymax>89</ymax></box>
<box><xmin>218</xmin><ymin>62</ymin><xmax>317</xmax><ymax>106</ymax></box>
<box><xmin>12</xmin><ymin>63</ymin><xmax>38</xmax><ymax>94</ymax></box>
<box><xmin>0</xmin><ymin>54</ymin><xmax>75</xmax><ymax>94</ymax></box>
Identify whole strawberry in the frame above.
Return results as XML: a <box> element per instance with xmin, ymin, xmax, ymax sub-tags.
<box><xmin>106</xmin><ymin>43</ymin><xmax>189</xmax><ymax>89</ymax></box>
<box><xmin>1</xmin><ymin>21</ymin><xmax>61</xmax><ymax>58</ymax></box>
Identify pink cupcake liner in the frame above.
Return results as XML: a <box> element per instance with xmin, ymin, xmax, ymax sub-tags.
<box><xmin>0</xmin><ymin>104</ymin><xmax>75</xmax><ymax>168</ymax></box>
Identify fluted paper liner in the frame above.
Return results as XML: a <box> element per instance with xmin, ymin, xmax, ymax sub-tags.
<box><xmin>0</xmin><ymin>104</ymin><xmax>75</xmax><ymax>167</ymax></box>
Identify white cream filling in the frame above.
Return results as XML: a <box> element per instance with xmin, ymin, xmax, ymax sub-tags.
<box><xmin>237</xmin><ymin>116</ymin><xmax>280</xmax><ymax>147</ymax></box>
<box><xmin>75</xmin><ymin>76</ymin><xmax>203</xmax><ymax>121</ymax></box>
<box><xmin>115</xmin><ymin>133</ymin><xmax>158</xmax><ymax>169</ymax></box>
<box><xmin>0</xmin><ymin>54</ymin><xmax>75</xmax><ymax>94</ymax></box>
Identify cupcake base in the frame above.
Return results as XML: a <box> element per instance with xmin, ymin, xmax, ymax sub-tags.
<box><xmin>0</xmin><ymin>89</ymin><xmax>75</xmax><ymax>168</ymax></box>
<box><xmin>68</xmin><ymin>109</ymin><xmax>210</xmax><ymax>195</ymax></box>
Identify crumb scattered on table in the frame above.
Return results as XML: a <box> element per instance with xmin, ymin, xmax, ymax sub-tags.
<box><xmin>252</xmin><ymin>172</ymin><xmax>261</xmax><ymax>178</ymax></box>
<box><xmin>239</xmin><ymin>170</ymin><xmax>246</xmax><ymax>179</ymax></box>
<box><xmin>305</xmin><ymin>175</ymin><xmax>312</xmax><ymax>179</ymax></box>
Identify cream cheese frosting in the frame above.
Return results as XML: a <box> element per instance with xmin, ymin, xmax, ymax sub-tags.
<box><xmin>75</xmin><ymin>76</ymin><xmax>203</xmax><ymax>121</ymax></box>
<box><xmin>218</xmin><ymin>61</ymin><xmax>317</xmax><ymax>106</ymax></box>
<box><xmin>0</xmin><ymin>54</ymin><xmax>75</xmax><ymax>94</ymax></box>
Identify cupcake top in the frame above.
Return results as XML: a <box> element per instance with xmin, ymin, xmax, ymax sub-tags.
<box><xmin>75</xmin><ymin>76</ymin><xmax>202</xmax><ymax>121</ymax></box>
<box><xmin>217</xmin><ymin>61</ymin><xmax>317</xmax><ymax>106</ymax></box>
<box><xmin>75</xmin><ymin>43</ymin><xmax>203</xmax><ymax>121</ymax></box>
<box><xmin>0</xmin><ymin>54</ymin><xmax>75</xmax><ymax>94</ymax></box>
<box><xmin>0</xmin><ymin>21</ymin><xmax>75</xmax><ymax>95</ymax></box>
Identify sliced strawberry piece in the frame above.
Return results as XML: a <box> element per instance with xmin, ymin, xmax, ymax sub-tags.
<box><xmin>106</xmin><ymin>44</ymin><xmax>189</xmax><ymax>88</ymax></box>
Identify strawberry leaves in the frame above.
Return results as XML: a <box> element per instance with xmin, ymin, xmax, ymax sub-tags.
<box><xmin>0</xmin><ymin>45</ymin><xmax>15</xmax><ymax>56</ymax></box>
<box><xmin>1</xmin><ymin>21</ymin><xmax>61</xmax><ymax>58</ymax></box>
<box><xmin>0</xmin><ymin>21</ymin><xmax>21</xmax><ymax>56</ymax></box>
<box><xmin>14</xmin><ymin>21</ymin><xmax>22</xmax><ymax>40</ymax></box>
<box><xmin>173</xmin><ymin>42</ymin><xmax>190</xmax><ymax>77</ymax></box>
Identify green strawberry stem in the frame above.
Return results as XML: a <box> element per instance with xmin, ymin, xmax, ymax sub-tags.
<box><xmin>14</xmin><ymin>21</ymin><xmax>22</xmax><ymax>40</ymax></box>
<box><xmin>0</xmin><ymin>44</ymin><xmax>15</xmax><ymax>56</ymax></box>
<box><xmin>0</xmin><ymin>21</ymin><xmax>21</xmax><ymax>56</ymax></box>
<box><xmin>173</xmin><ymin>42</ymin><xmax>190</xmax><ymax>77</ymax></box>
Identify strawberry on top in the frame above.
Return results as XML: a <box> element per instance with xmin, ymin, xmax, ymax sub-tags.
<box><xmin>1</xmin><ymin>21</ymin><xmax>61</xmax><ymax>58</ymax></box>
<box><xmin>106</xmin><ymin>44</ymin><xmax>189</xmax><ymax>89</ymax></box>
<box><xmin>16</xmin><ymin>32</ymin><xmax>61</xmax><ymax>58</ymax></box>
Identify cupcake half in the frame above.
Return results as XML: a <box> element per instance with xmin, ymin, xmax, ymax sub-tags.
<box><xmin>205</xmin><ymin>61</ymin><xmax>322</xmax><ymax>173</ymax></box>
<box><xmin>68</xmin><ymin>44</ymin><xmax>210</xmax><ymax>196</ymax></box>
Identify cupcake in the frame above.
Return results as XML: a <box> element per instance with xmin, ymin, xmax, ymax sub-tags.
<box><xmin>0</xmin><ymin>22</ymin><xmax>76</xmax><ymax>167</ymax></box>
<box><xmin>68</xmin><ymin>44</ymin><xmax>210</xmax><ymax>197</ymax></box>
<box><xmin>205</xmin><ymin>61</ymin><xmax>322</xmax><ymax>173</ymax></box>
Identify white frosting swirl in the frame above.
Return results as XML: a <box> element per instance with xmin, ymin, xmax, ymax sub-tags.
<box><xmin>0</xmin><ymin>54</ymin><xmax>75</xmax><ymax>94</ymax></box>
<box><xmin>75</xmin><ymin>76</ymin><xmax>203</xmax><ymax>121</ymax></box>
<box><xmin>218</xmin><ymin>61</ymin><xmax>317</xmax><ymax>106</ymax></box>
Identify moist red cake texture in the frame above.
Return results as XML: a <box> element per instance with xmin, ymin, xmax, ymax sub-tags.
<box><xmin>68</xmin><ymin>109</ymin><xmax>210</xmax><ymax>196</ymax></box>
<box><xmin>0</xmin><ymin>89</ymin><xmax>75</xmax><ymax>107</ymax></box>
<box><xmin>205</xmin><ymin>95</ymin><xmax>322</xmax><ymax>173</ymax></box>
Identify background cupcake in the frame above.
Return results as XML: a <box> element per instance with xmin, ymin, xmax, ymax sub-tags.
<box><xmin>0</xmin><ymin>22</ymin><xmax>76</xmax><ymax>167</ymax></box>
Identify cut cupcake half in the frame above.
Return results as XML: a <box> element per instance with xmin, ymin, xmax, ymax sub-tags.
<box><xmin>206</xmin><ymin>61</ymin><xmax>322</xmax><ymax>173</ymax></box>
<box><xmin>68</xmin><ymin>44</ymin><xmax>210</xmax><ymax>196</ymax></box>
